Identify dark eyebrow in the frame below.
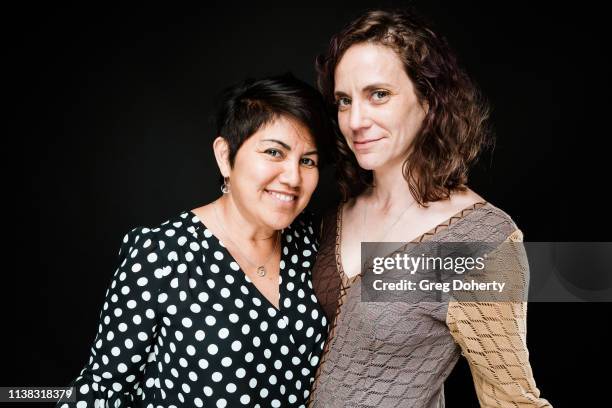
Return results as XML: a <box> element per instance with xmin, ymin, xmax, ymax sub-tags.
<box><xmin>261</xmin><ymin>139</ymin><xmax>318</xmax><ymax>156</ymax></box>
<box><xmin>334</xmin><ymin>83</ymin><xmax>395</xmax><ymax>98</ymax></box>
<box><xmin>363</xmin><ymin>83</ymin><xmax>394</xmax><ymax>92</ymax></box>
<box><xmin>261</xmin><ymin>139</ymin><xmax>291</xmax><ymax>149</ymax></box>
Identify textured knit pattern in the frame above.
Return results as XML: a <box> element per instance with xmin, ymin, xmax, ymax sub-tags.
<box><xmin>309</xmin><ymin>202</ymin><xmax>552</xmax><ymax>408</ymax></box>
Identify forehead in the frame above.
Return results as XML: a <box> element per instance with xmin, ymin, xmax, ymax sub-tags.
<box><xmin>250</xmin><ymin>115</ymin><xmax>316</xmax><ymax>148</ymax></box>
<box><xmin>334</xmin><ymin>42</ymin><xmax>407</xmax><ymax>90</ymax></box>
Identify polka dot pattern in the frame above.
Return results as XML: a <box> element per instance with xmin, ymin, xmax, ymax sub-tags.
<box><xmin>60</xmin><ymin>210</ymin><xmax>327</xmax><ymax>408</ymax></box>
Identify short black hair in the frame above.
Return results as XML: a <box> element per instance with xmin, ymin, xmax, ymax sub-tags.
<box><xmin>214</xmin><ymin>73</ymin><xmax>334</xmax><ymax>170</ymax></box>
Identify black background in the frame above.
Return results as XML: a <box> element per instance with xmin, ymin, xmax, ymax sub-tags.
<box><xmin>4</xmin><ymin>1</ymin><xmax>610</xmax><ymax>406</ymax></box>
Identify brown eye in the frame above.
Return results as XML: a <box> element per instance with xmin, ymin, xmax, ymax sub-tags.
<box><xmin>264</xmin><ymin>148</ymin><xmax>283</xmax><ymax>158</ymax></box>
<box><xmin>371</xmin><ymin>90</ymin><xmax>390</xmax><ymax>103</ymax></box>
<box><xmin>336</xmin><ymin>97</ymin><xmax>351</xmax><ymax>110</ymax></box>
<box><xmin>300</xmin><ymin>157</ymin><xmax>317</xmax><ymax>167</ymax></box>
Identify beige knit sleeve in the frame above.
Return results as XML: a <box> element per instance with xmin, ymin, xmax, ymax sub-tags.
<box><xmin>446</xmin><ymin>229</ymin><xmax>552</xmax><ymax>407</ymax></box>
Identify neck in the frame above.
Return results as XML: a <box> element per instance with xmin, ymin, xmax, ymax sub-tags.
<box><xmin>216</xmin><ymin>195</ymin><xmax>277</xmax><ymax>243</ymax></box>
<box><xmin>368</xmin><ymin>161</ymin><xmax>417</xmax><ymax>212</ymax></box>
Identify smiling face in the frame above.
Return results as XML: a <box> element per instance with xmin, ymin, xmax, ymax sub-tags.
<box><xmin>220</xmin><ymin>115</ymin><xmax>319</xmax><ymax>231</ymax></box>
<box><xmin>334</xmin><ymin>42</ymin><xmax>428</xmax><ymax>173</ymax></box>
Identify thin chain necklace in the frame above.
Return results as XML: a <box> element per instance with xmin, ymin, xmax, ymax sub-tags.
<box><xmin>361</xmin><ymin>191</ymin><xmax>418</xmax><ymax>272</ymax></box>
<box><xmin>213</xmin><ymin>202</ymin><xmax>279</xmax><ymax>277</ymax></box>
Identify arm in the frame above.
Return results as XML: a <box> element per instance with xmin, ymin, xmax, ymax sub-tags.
<box><xmin>58</xmin><ymin>227</ymin><xmax>169</xmax><ymax>407</ymax></box>
<box><xmin>446</xmin><ymin>230</ymin><xmax>552</xmax><ymax>407</ymax></box>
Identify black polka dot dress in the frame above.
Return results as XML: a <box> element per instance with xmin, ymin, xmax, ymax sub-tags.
<box><xmin>59</xmin><ymin>210</ymin><xmax>328</xmax><ymax>408</ymax></box>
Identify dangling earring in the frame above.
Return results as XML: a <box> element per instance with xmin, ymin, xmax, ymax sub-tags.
<box><xmin>221</xmin><ymin>177</ymin><xmax>230</xmax><ymax>194</ymax></box>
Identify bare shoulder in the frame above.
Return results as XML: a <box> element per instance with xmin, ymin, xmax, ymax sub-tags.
<box><xmin>448</xmin><ymin>188</ymin><xmax>486</xmax><ymax>210</ymax></box>
<box><xmin>425</xmin><ymin>188</ymin><xmax>485</xmax><ymax>217</ymax></box>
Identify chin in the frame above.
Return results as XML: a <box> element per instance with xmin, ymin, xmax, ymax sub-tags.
<box><xmin>355</xmin><ymin>155</ymin><xmax>385</xmax><ymax>171</ymax></box>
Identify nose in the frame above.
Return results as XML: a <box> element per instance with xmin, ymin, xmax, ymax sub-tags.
<box><xmin>278</xmin><ymin>159</ymin><xmax>301</xmax><ymax>189</ymax></box>
<box><xmin>348</xmin><ymin>100</ymin><xmax>370</xmax><ymax>131</ymax></box>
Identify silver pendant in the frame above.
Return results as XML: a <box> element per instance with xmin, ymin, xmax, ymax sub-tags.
<box><xmin>256</xmin><ymin>266</ymin><xmax>266</xmax><ymax>277</ymax></box>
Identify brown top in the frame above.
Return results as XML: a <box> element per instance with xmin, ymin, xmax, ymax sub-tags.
<box><xmin>309</xmin><ymin>202</ymin><xmax>552</xmax><ymax>408</ymax></box>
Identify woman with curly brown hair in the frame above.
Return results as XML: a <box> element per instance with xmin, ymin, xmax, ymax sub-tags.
<box><xmin>309</xmin><ymin>9</ymin><xmax>552</xmax><ymax>408</ymax></box>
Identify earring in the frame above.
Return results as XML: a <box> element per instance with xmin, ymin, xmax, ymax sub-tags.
<box><xmin>221</xmin><ymin>177</ymin><xmax>230</xmax><ymax>194</ymax></box>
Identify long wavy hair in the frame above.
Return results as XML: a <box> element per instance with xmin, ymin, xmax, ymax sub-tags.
<box><xmin>316</xmin><ymin>9</ymin><xmax>493</xmax><ymax>205</ymax></box>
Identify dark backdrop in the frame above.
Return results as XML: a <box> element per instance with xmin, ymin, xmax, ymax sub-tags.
<box><xmin>5</xmin><ymin>1</ymin><xmax>609</xmax><ymax>407</ymax></box>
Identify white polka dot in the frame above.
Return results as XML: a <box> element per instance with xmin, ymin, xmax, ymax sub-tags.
<box><xmin>218</xmin><ymin>328</ymin><xmax>229</xmax><ymax>339</ymax></box>
<box><xmin>214</xmin><ymin>251</ymin><xmax>224</xmax><ymax>260</ymax></box>
<box><xmin>216</xmin><ymin>399</ymin><xmax>227</xmax><ymax>408</ymax></box>
<box><xmin>195</xmin><ymin>330</ymin><xmax>205</xmax><ymax>341</ymax></box>
<box><xmin>208</xmin><ymin>344</ymin><xmax>218</xmax><ymax>355</ymax></box>
<box><xmin>240</xmin><ymin>394</ymin><xmax>250</xmax><ymax>404</ymax></box>
<box><xmin>235</xmin><ymin>368</ymin><xmax>246</xmax><ymax>378</ymax></box>
<box><xmin>212</xmin><ymin>372</ymin><xmax>223</xmax><ymax>382</ymax></box>
<box><xmin>205</xmin><ymin>316</ymin><xmax>216</xmax><ymax>326</ymax></box>
<box><xmin>182</xmin><ymin>318</ymin><xmax>192</xmax><ymax>328</ymax></box>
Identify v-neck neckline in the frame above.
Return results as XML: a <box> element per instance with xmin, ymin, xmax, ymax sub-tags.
<box><xmin>187</xmin><ymin>210</ymin><xmax>286</xmax><ymax>313</ymax></box>
<box><xmin>335</xmin><ymin>201</ymin><xmax>489</xmax><ymax>283</ymax></box>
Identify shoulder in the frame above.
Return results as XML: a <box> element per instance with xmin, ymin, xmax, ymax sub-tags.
<box><xmin>469</xmin><ymin>202</ymin><xmax>523</xmax><ymax>241</ymax></box>
<box><xmin>119</xmin><ymin>210</ymin><xmax>201</xmax><ymax>255</ymax></box>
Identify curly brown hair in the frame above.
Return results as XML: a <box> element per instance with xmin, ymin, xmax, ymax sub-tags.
<box><xmin>316</xmin><ymin>9</ymin><xmax>493</xmax><ymax>205</ymax></box>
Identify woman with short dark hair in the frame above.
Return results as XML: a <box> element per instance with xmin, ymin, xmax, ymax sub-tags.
<box><xmin>59</xmin><ymin>73</ymin><xmax>333</xmax><ymax>408</ymax></box>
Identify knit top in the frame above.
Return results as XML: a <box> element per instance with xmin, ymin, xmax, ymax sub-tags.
<box><xmin>308</xmin><ymin>202</ymin><xmax>552</xmax><ymax>408</ymax></box>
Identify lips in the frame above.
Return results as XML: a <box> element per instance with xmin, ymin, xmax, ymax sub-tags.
<box><xmin>353</xmin><ymin>137</ymin><xmax>383</xmax><ymax>150</ymax></box>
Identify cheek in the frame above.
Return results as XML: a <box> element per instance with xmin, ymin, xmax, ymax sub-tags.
<box><xmin>248</xmin><ymin>161</ymin><xmax>281</xmax><ymax>186</ymax></box>
<box><xmin>302</xmin><ymin>170</ymin><xmax>319</xmax><ymax>196</ymax></box>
